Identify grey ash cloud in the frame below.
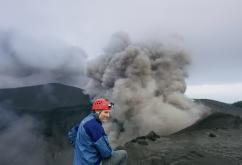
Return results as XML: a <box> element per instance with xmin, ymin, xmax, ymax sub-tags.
<box><xmin>0</xmin><ymin>0</ymin><xmax>242</xmax><ymax>102</ymax></box>
<box><xmin>0</xmin><ymin>107</ymin><xmax>47</xmax><ymax>165</ymax></box>
<box><xmin>0</xmin><ymin>30</ymin><xmax>87</xmax><ymax>88</ymax></box>
<box><xmin>85</xmin><ymin>32</ymin><xmax>207</xmax><ymax>145</ymax></box>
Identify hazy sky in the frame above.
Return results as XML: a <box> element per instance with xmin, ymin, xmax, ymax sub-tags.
<box><xmin>0</xmin><ymin>0</ymin><xmax>241</xmax><ymax>103</ymax></box>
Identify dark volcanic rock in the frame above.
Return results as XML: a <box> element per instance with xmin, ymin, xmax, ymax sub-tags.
<box><xmin>130</xmin><ymin>131</ymin><xmax>160</xmax><ymax>146</ymax></box>
<box><xmin>146</xmin><ymin>131</ymin><xmax>160</xmax><ymax>141</ymax></box>
<box><xmin>122</xmin><ymin>112</ymin><xmax>242</xmax><ymax>165</ymax></box>
<box><xmin>208</xmin><ymin>132</ymin><xmax>216</xmax><ymax>137</ymax></box>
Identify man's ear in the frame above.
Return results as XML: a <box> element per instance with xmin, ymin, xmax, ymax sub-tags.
<box><xmin>95</xmin><ymin>111</ymin><xmax>102</xmax><ymax>118</ymax></box>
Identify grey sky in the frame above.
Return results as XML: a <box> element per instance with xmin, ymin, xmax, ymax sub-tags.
<box><xmin>0</xmin><ymin>0</ymin><xmax>242</xmax><ymax>102</ymax></box>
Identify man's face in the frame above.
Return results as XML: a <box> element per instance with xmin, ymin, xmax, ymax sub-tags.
<box><xmin>99</xmin><ymin>110</ymin><xmax>111</xmax><ymax>123</ymax></box>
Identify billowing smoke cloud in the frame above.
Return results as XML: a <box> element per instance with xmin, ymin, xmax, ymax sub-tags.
<box><xmin>0</xmin><ymin>30</ymin><xmax>88</xmax><ymax>88</ymax></box>
<box><xmin>0</xmin><ymin>107</ymin><xmax>47</xmax><ymax>165</ymax></box>
<box><xmin>85</xmin><ymin>32</ymin><xmax>207</xmax><ymax>145</ymax></box>
<box><xmin>0</xmin><ymin>29</ymin><xmax>208</xmax><ymax>153</ymax></box>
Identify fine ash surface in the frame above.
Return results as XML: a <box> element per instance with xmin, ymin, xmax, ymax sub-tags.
<box><xmin>120</xmin><ymin>112</ymin><xmax>242</xmax><ymax>165</ymax></box>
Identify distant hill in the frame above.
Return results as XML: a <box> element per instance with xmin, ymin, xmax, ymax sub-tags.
<box><xmin>0</xmin><ymin>83</ymin><xmax>90</xmax><ymax>111</ymax></box>
<box><xmin>195</xmin><ymin>99</ymin><xmax>242</xmax><ymax>116</ymax></box>
<box><xmin>174</xmin><ymin>112</ymin><xmax>242</xmax><ymax>134</ymax></box>
<box><xmin>0</xmin><ymin>83</ymin><xmax>92</xmax><ymax>157</ymax></box>
<box><xmin>233</xmin><ymin>101</ymin><xmax>242</xmax><ymax>108</ymax></box>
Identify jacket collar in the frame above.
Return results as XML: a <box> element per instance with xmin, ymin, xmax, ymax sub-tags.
<box><xmin>91</xmin><ymin>112</ymin><xmax>102</xmax><ymax>124</ymax></box>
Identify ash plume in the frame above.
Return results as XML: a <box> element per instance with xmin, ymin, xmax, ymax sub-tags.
<box><xmin>0</xmin><ymin>30</ymin><xmax>88</xmax><ymax>88</ymax></box>
<box><xmin>0</xmin><ymin>107</ymin><xmax>47</xmax><ymax>165</ymax></box>
<box><xmin>85</xmin><ymin>32</ymin><xmax>207</xmax><ymax>145</ymax></box>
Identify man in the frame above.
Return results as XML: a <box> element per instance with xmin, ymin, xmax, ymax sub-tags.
<box><xmin>71</xmin><ymin>98</ymin><xmax>127</xmax><ymax>165</ymax></box>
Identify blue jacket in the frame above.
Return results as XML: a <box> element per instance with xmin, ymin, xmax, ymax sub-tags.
<box><xmin>73</xmin><ymin>113</ymin><xmax>112</xmax><ymax>165</ymax></box>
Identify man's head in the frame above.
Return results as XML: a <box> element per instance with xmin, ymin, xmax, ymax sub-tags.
<box><xmin>92</xmin><ymin>98</ymin><xmax>113</xmax><ymax>123</ymax></box>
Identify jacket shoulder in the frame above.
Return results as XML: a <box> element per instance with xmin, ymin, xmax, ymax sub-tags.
<box><xmin>83</xmin><ymin>118</ymin><xmax>105</xmax><ymax>142</ymax></box>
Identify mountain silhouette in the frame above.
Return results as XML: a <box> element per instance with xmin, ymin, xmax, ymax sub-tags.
<box><xmin>0</xmin><ymin>83</ymin><xmax>91</xmax><ymax>165</ymax></box>
<box><xmin>0</xmin><ymin>83</ymin><xmax>90</xmax><ymax>111</ymax></box>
